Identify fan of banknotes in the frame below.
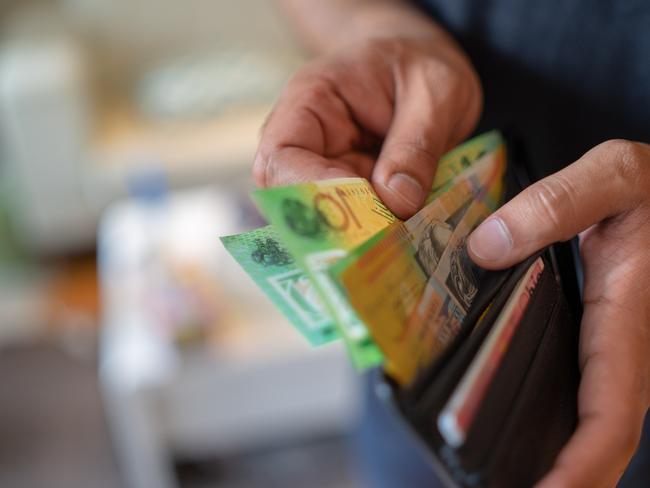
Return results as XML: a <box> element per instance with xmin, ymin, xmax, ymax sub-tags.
<box><xmin>222</xmin><ymin>131</ymin><xmax>507</xmax><ymax>386</ymax></box>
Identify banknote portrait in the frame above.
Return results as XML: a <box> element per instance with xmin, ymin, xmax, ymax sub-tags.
<box><xmin>414</xmin><ymin>223</ymin><xmax>453</xmax><ymax>277</ymax></box>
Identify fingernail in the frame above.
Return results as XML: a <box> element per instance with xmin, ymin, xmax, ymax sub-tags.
<box><xmin>386</xmin><ymin>173</ymin><xmax>424</xmax><ymax>209</ymax></box>
<box><xmin>468</xmin><ymin>217</ymin><xmax>513</xmax><ymax>262</ymax></box>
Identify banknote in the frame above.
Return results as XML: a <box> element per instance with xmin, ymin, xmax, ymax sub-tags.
<box><xmin>335</xmin><ymin>149</ymin><xmax>506</xmax><ymax>384</ymax></box>
<box><xmin>334</xmin><ymin>178</ymin><xmax>478</xmax><ymax>382</ymax></box>
<box><xmin>427</xmin><ymin>130</ymin><xmax>504</xmax><ymax>202</ymax></box>
<box><xmin>220</xmin><ymin>225</ymin><xmax>336</xmax><ymax>345</ymax></box>
<box><xmin>252</xmin><ymin>178</ymin><xmax>395</xmax><ymax>368</ymax></box>
<box><xmin>404</xmin><ymin>150</ymin><xmax>506</xmax><ymax>380</ymax></box>
<box><xmin>431</xmin><ymin>199</ymin><xmax>492</xmax><ymax>312</ymax></box>
<box><xmin>397</xmin><ymin>201</ymin><xmax>494</xmax><ymax>379</ymax></box>
<box><xmin>402</xmin><ymin>200</ymin><xmax>494</xmax><ymax>376</ymax></box>
<box><xmin>330</xmin><ymin>133</ymin><xmax>506</xmax><ymax>291</ymax></box>
<box><xmin>223</xmin><ymin>131</ymin><xmax>506</xmax><ymax>370</ymax></box>
<box><xmin>437</xmin><ymin>257</ymin><xmax>545</xmax><ymax>447</ymax></box>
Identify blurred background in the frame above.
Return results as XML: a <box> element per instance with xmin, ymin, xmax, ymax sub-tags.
<box><xmin>0</xmin><ymin>1</ymin><xmax>366</xmax><ymax>487</ymax></box>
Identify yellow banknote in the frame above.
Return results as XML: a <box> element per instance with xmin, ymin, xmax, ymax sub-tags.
<box><xmin>252</xmin><ymin>178</ymin><xmax>397</xmax><ymax>368</ymax></box>
<box><xmin>337</xmin><ymin>148</ymin><xmax>506</xmax><ymax>384</ymax></box>
<box><xmin>403</xmin><ymin>199</ymin><xmax>493</xmax><ymax>379</ymax></box>
<box><xmin>337</xmin><ymin>176</ymin><xmax>478</xmax><ymax>381</ymax></box>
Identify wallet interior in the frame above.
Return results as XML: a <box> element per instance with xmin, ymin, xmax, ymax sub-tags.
<box><xmin>382</xmin><ymin>141</ymin><xmax>583</xmax><ymax>488</ymax></box>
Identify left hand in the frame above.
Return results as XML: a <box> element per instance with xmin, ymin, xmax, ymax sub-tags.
<box><xmin>467</xmin><ymin>139</ymin><xmax>650</xmax><ymax>488</ymax></box>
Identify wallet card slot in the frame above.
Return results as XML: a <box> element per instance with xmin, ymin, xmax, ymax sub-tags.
<box><xmin>482</xmin><ymin>285</ymin><xmax>579</xmax><ymax>486</ymax></box>
<box><xmin>403</xmin><ymin>267</ymin><xmax>512</xmax><ymax>406</ymax></box>
<box><xmin>450</xmin><ymin>267</ymin><xmax>579</xmax><ymax>487</ymax></box>
<box><xmin>402</xmin><ymin>257</ymin><xmax>560</xmax><ymax>488</ymax></box>
<box><xmin>384</xmin><ymin>148</ymin><xmax>582</xmax><ymax>487</ymax></box>
<box><xmin>404</xmin><ymin>253</ymin><xmax>542</xmax><ymax>417</ymax></box>
<box><xmin>403</xmin><ymin>153</ymin><xmax>536</xmax><ymax>407</ymax></box>
<box><xmin>455</xmin><ymin>267</ymin><xmax>558</xmax><ymax>470</ymax></box>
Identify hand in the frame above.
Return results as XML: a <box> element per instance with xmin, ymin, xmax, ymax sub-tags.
<box><xmin>468</xmin><ymin>140</ymin><xmax>650</xmax><ymax>487</ymax></box>
<box><xmin>253</xmin><ymin>35</ymin><xmax>482</xmax><ymax>218</ymax></box>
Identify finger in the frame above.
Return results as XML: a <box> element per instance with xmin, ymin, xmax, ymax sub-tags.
<box><xmin>372</xmin><ymin>65</ymin><xmax>479</xmax><ymax>219</ymax></box>
<box><xmin>257</xmin><ymin>146</ymin><xmax>376</xmax><ymax>186</ymax></box>
<box><xmin>535</xmin><ymin>296</ymin><xmax>649</xmax><ymax>488</ymax></box>
<box><xmin>253</xmin><ymin>62</ymin><xmax>391</xmax><ymax>187</ymax></box>
<box><xmin>253</xmin><ymin>78</ymin><xmax>358</xmax><ymax>186</ymax></box>
<box><xmin>467</xmin><ymin>140</ymin><xmax>650</xmax><ymax>269</ymax></box>
<box><xmin>537</xmin><ymin>397</ymin><xmax>644</xmax><ymax>488</ymax></box>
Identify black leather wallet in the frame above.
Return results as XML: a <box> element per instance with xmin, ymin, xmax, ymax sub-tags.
<box><xmin>376</xmin><ymin>143</ymin><xmax>583</xmax><ymax>487</ymax></box>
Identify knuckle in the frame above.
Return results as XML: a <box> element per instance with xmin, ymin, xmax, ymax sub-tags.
<box><xmin>253</xmin><ymin>112</ymin><xmax>279</xmax><ymax>187</ymax></box>
<box><xmin>298</xmin><ymin>78</ymin><xmax>335</xmax><ymax>109</ymax></box>
<box><xmin>415</xmin><ymin>62</ymin><xmax>460</xmax><ymax>107</ymax></box>
<box><xmin>596</xmin><ymin>139</ymin><xmax>650</xmax><ymax>190</ymax></box>
<box><xmin>252</xmin><ymin>144</ymin><xmax>287</xmax><ymax>188</ymax></box>
<box><xmin>390</xmin><ymin>138</ymin><xmax>438</xmax><ymax>167</ymax></box>
<box><xmin>251</xmin><ymin>155</ymin><xmax>267</xmax><ymax>187</ymax></box>
<box><xmin>609</xmin><ymin>139</ymin><xmax>643</xmax><ymax>174</ymax></box>
<box><xmin>425</xmin><ymin>59</ymin><xmax>457</xmax><ymax>86</ymax></box>
<box><xmin>527</xmin><ymin>175</ymin><xmax>577</xmax><ymax>240</ymax></box>
<box><xmin>597</xmin><ymin>138</ymin><xmax>637</xmax><ymax>159</ymax></box>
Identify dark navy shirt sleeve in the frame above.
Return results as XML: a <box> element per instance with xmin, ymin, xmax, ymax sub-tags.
<box><xmin>415</xmin><ymin>0</ymin><xmax>650</xmax><ymax>179</ymax></box>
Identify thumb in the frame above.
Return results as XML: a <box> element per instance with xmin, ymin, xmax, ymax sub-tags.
<box><xmin>467</xmin><ymin>140</ymin><xmax>648</xmax><ymax>269</ymax></box>
<box><xmin>371</xmin><ymin>73</ymin><xmax>478</xmax><ymax>219</ymax></box>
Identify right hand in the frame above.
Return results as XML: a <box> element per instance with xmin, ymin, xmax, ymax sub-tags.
<box><xmin>253</xmin><ymin>35</ymin><xmax>483</xmax><ymax>219</ymax></box>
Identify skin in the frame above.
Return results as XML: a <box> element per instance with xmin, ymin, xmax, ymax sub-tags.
<box><xmin>254</xmin><ymin>0</ymin><xmax>482</xmax><ymax>219</ymax></box>
<box><xmin>253</xmin><ymin>1</ymin><xmax>650</xmax><ymax>486</ymax></box>
<box><xmin>469</xmin><ymin>140</ymin><xmax>650</xmax><ymax>488</ymax></box>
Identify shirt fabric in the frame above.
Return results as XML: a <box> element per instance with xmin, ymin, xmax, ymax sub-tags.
<box><xmin>358</xmin><ymin>2</ymin><xmax>650</xmax><ymax>486</ymax></box>
<box><xmin>417</xmin><ymin>0</ymin><xmax>650</xmax><ymax>179</ymax></box>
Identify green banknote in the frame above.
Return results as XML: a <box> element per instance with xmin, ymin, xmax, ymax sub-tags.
<box><xmin>222</xmin><ymin>131</ymin><xmax>506</xmax><ymax>370</ymax></box>
<box><xmin>221</xmin><ymin>225</ymin><xmax>337</xmax><ymax>345</ymax></box>
<box><xmin>252</xmin><ymin>178</ymin><xmax>394</xmax><ymax>368</ymax></box>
